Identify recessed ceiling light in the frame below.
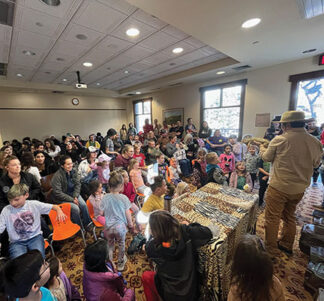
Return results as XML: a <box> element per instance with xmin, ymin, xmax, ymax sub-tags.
<box><xmin>16</xmin><ymin>73</ymin><xmax>23</xmax><ymax>77</ymax></box>
<box><xmin>126</xmin><ymin>28</ymin><xmax>140</xmax><ymax>37</ymax></box>
<box><xmin>135</xmin><ymin>91</ymin><xmax>141</xmax><ymax>94</ymax></box>
<box><xmin>40</xmin><ymin>0</ymin><xmax>61</xmax><ymax>6</ymax></box>
<box><xmin>83</xmin><ymin>62</ymin><xmax>93</xmax><ymax>67</ymax></box>
<box><xmin>172</xmin><ymin>47</ymin><xmax>183</xmax><ymax>54</ymax></box>
<box><xmin>302</xmin><ymin>48</ymin><xmax>316</xmax><ymax>54</ymax></box>
<box><xmin>124</xmin><ymin>70</ymin><xmax>129</xmax><ymax>74</ymax></box>
<box><xmin>76</xmin><ymin>34</ymin><xmax>87</xmax><ymax>40</ymax></box>
<box><xmin>56</xmin><ymin>57</ymin><xmax>65</xmax><ymax>61</ymax></box>
<box><xmin>22</xmin><ymin>50</ymin><xmax>36</xmax><ymax>56</ymax></box>
<box><xmin>96</xmin><ymin>83</ymin><xmax>101</xmax><ymax>86</ymax></box>
<box><xmin>35</xmin><ymin>22</ymin><xmax>43</xmax><ymax>27</ymax></box>
<box><xmin>241</xmin><ymin>18</ymin><xmax>261</xmax><ymax>28</ymax></box>
<box><xmin>217</xmin><ymin>71</ymin><xmax>225</xmax><ymax>75</ymax></box>
<box><xmin>62</xmin><ymin>78</ymin><xmax>67</xmax><ymax>82</ymax></box>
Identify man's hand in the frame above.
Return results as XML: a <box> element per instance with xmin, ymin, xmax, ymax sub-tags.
<box><xmin>73</xmin><ymin>197</ymin><xmax>79</xmax><ymax>206</ymax></box>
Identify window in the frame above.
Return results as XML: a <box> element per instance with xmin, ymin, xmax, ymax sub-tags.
<box><xmin>133</xmin><ymin>98</ymin><xmax>152</xmax><ymax>132</ymax></box>
<box><xmin>200</xmin><ymin>79</ymin><xmax>247</xmax><ymax>138</ymax></box>
<box><xmin>289</xmin><ymin>70</ymin><xmax>324</xmax><ymax>125</ymax></box>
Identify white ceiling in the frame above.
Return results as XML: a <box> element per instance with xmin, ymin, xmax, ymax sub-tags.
<box><xmin>0</xmin><ymin>0</ymin><xmax>230</xmax><ymax>95</ymax></box>
<box><xmin>127</xmin><ymin>0</ymin><xmax>324</xmax><ymax>70</ymax></box>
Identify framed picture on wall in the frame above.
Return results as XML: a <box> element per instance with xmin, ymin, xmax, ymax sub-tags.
<box><xmin>163</xmin><ymin>108</ymin><xmax>184</xmax><ymax>125</ymax></box>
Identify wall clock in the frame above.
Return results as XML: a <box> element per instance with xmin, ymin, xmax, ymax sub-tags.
<box><xmin>72</xmin><ymin>98</ymin><xmax>79</xmax><ymax>105</ymax></box>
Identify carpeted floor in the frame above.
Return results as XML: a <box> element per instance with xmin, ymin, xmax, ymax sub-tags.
<box><xmin>55</xmin><ymin>183</ymin><xmax>323</xmax><ymax>301</ymax></box>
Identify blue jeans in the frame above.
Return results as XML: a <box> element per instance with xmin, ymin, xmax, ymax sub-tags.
<box><xmin>9</xmin><ymin>234</ymin><xmax>45</xmax><ymax>259</ymax></box>
<box><xmin>70</xmin><ymin>195</ymin><xmax>92</xmax><ymax>229</ymax></box>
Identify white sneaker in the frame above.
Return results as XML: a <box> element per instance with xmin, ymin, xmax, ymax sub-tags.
<box><xmin>117</xmin><ymin>255</ymin><xmax>127</xmax><ymax>271</ymax></box>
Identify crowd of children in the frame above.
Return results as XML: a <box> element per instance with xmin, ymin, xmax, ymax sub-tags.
<box><xmin>1</xmin><ymin>117</ymin><xmax>322</xmax><ymax>300</ymax></box>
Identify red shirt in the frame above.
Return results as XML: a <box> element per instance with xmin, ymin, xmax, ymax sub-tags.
<box><xmin>133</xmin><ymin>153</ymin><xmax>146</xmax><ymax>167</ymax></box>
<box><xmin>122</xmin><ymin>182</ymin><xmax>136</xmax><ymax>202</ymax></box>
<box><xmin>143</xmin><ymin>124</ymin><xmax>153</xmax><ymax>134</ymax></box>
<box><xmin>114</xmin><ymin>154</ymin><xmax>131</xmax><ymax>169</ymax></box>
<box><xmin>321</xmin><ymin>130</ymin><xmax>324</xmax><ymax>145</ymax></box>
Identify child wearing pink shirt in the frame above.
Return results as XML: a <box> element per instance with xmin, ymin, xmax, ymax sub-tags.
<box><xmin>88</xmin><ymin>180</ymin><xmax>105</xmax><ymax>226</ymax></box>
<box><xmin>219</xmin><ymin>144</ymin><xmax>235</xmax><ymax>177</ymax></box>
<box><xmin>97</xmin><ymin>154</ymin><xmax>111</xmax><ymax>191</ymax></box>
<box><xmin>129</xmin><ymin>159</ymin><xmax>150</xmax><ymax>195</ymax></box>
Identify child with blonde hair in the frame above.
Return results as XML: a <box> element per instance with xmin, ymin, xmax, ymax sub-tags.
<box><xmin>88</xmin><ymin>180</ymin><xmax>105</xmax><ymax>226</ymax></box>
<box><xmin>96</xmin><ymin>154</ymin><xmax>111</xmax><ymax>192</ymax></box>
<box><xmin>229</xmin><ymin>161</ymin><xmax>253</xmax><ymax>192</ymax></box>
<box><xmin>128</xmin><ymin>159</ymin><xmax>151</xmax><ymax>196</ymax></box>
<box><xmin>100</xmin><ymin>172</ymin><xmax>134</xmax><ymax>271</ymax></box>
<box><xmin>206</xmin><ymin>152</ymin><xmax>228</xmax><ymax>185</ymax></box>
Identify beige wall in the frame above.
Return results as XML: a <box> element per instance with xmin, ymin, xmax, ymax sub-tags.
<box><xmin>127</xmin><ymin>56</ymin><xmax>324</xmax><ymax>137</ymax></box>
<box><xmin>0</xmin><ymin>91</ymin><xmax>127</xmax><ymax>141</ymax></box>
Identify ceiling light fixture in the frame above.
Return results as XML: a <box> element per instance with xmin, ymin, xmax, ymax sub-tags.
<box><xmin>172</xmin><ymin>47</ymin><xmax>183</xmax><ymax>54</ymax></box>
<box><xmin>241</xmin><ymin>18</ymin><xmax>261</xmax><ymax>28</ymax></box>
<box><xmin>135</xmin><ymin>91</ymin><xmax>141</xmax><ymax>95</ymax></box>
<box><xmin>96</xmin><ymin>83</ymin><xmax>101</xmax><ymax>86</ymax></box>
<box><xmin>126</xmin><ymin>28</ymin><xmax>140</xmax><ymax>37</ymax></box>
<box><xmin>124</xmin><ymin>70</ymin><xmax>129</xmax><ymax>74</ymax></box>
<box><xmin>22</xmin><ymin>50</ymin><xmax>36</xmax><ymax>56</ymax></box>
<box><xmin>217</xmin><ymin>71</ymin><xmax>225</xmax><ymax>75</ymax></box>
<box><xmin>62</xmin><ymin>78</ymin><xmax>67</xmax><ymax>82</ymax></box>
<box><xmin>16</xmin><ymin>73</ymin><xmax>23</xmax><ymax>77</ymax></box>
<box><xmin>76</xmin><ymin>34</ymin><xmax>87</xmax><ymax>40</ymax></box>
<box><xmin>40</xmin><ymin>0</ymin><xmax>61</xmax><ymax>6</ymax></box>
<box><xmin>302</xmin><ymin>48</ymin><xmax>316</xmax><ymax>53</ymax></box>
<box><xmin>83</xmin><ymin>62</ymin><xmax>93</xmax><ymax>67</ymax></box>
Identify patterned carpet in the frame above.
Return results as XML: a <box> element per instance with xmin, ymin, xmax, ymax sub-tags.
<box><xmin>54</xmin><ymin>182</ymin><xmax>323</xmax><ymax>301</ymax></box>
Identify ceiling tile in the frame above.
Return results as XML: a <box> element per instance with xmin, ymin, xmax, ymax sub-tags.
<box><xmin>99</xmin><ymin>35</ymin><xmax>133</xmax><ymax>52</ymax></box>
<box><xmin>32</xmin><ymin>71</ymin><xmax>60</xmax><ymax>82</ymax></box>
<box><xmin>61</xmin><ymin>23</ymin><xmax>105</xmax><ymax>46</ymax></box>
<box><xmin>20</xmin><ymin>7</ymin><xmax>62</xmax><ymax>37</ymax></box>
<box><xmin>12</xmin><ymin>45</ymin><xmax>45</xmax><ymax>67</ymax></box>
<box><xmin>128</xmin><ymin>60</ymin><xmax>153</xmax><ymax>72</ymax></box>
<box><xmin>177</xmin><ymin>49</ymin><xmax>210</xmax><ymax>63</ymax></box>
<box><xmin>161</xmin><ymin>41</ymin><xmax>196</xmax><ymax>57</ymax></box>
<box><xmin>143</xmin><ymin>52</ymin><xmax>171</xmax><ymax>65</ymax></box>
<box><xmin>7</xmin><ymin>64</ymin><xmax>34</xmax><ymax>81</ymax></box>
<box><xmin>16</xmin><ymin>30</ymin><xmax>53</xmax><ymax>50</ymax></box>
<box><xmin>122</xmin><ymin>45</ymin><xmax>155</xmax><ymax>61</ymax></box>
<box><xmin>132</xmin><ymin>9</ymin><xmax>167</xmax><ymax>29</ymax></box>
<box><xmin>162</xmin><ymin>25</ymin><xmax>189</xmax><ymax>39</ymax></box>
<box><xmin>24</xmin><ymin>0</ymin><xmax>82</xmax><ymax>19</ymax></box>
<box><xmin>139</xmin><ymin>31</ymin><xmax>178</xmax><ymax>51</ymax></box>
<box><xmin>73</xmin><ymin>1</ymin><xmax>127</xmax><ymax>33</ymax></box>
<box><xmin>97</xmin><ymin>0</ymin><xmax>137</xmax><ymax>15</ymax></box>
<box><xmin>183</xmin><ymin>36</ymin><xmax>206</xmax><ymax>48</ymax></box>
<box><xmin>51</xmin><ymin>40</ymin><xmax>88</xmax><ymax>58</ymax></box>
<box><xmin>110</xmin><ymin>17</ymin><xmax>157</xmax><ymax>43</ymax></box>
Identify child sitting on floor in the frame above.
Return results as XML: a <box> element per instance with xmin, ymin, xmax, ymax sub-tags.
<box><xmin>100</xmin><ymin>172</ymin><xmax>134</xmax><ymax>271</ymax></box>
<box><xmin>96</xmin><ymin>154</ymin><xmax>111</xmax><ymax>192</ymax></box>
<box><xmin>46</xmin><ymin>256</ymin><xmax>81</xmax><ymax>301</ymax></box>
<box><xmin>174</xmin><ymin>181</ymin><xmax>190</xmax><ymax>198</ymax></box>
<box><xmin>229</xmin><ymin>161</ymin><xmax>252</xmax><ymax>192</ymax></box>
<box><xmin>2</xmin><ymin>250</ymin><xmax>56</xmax><ymax>300</ymax></box>
<box><xmin>228</xmin><ymin>234</ymin><xmax>285</xmax><ymax>301</ymax></box>
<box><xmin>219</xmin><ymin>144</ymin><xmax>235</xmax><ymax>177</ymax></box>
<box><xmin>0</xmin><ymin>183</ymin><xmax>66</xmax><ymax>259</ymax></box>
<box><xmin>168</xmin><ymin>158</ymin><xmax>181</xmax><ymax>184</ymax></box>
<box><xmin>88</xmin><ymin>180</ymin><xmax>105</xmax><ymax>226</ymax></box>
<box><xmin>128</xmin><ymin>159</ymin><xmax>151</xmax><ymax>197</ymax></box>
<box><xmin>142</xmin><ymin>210</ymin><xmax>213</xmax><ymax>301</ymax></box>
<box><xmin>206</xmin><ymin>152</ymin><xmax>228</xmax><ymax>185</ymax></box>
<box><xmin>83</xmin><ymin>240</ymin><xmax>135</xmax><ymax>301</ymax></box>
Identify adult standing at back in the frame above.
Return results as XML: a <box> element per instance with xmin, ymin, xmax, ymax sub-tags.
<box><xmin>143</xmin><ymin>119</ymin><xmax>154</xmax><ymax>135</ymax></box>
<box><xmin>259</xmin><ymin>111</ymin><xmax>323</xmax><ymax>256</ymax></box>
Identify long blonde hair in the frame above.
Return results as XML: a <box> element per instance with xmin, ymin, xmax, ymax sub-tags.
<box><xmin>128</xmin><ymin>158</ymin><xmax>139</xmax><ymax>173</ymax></box>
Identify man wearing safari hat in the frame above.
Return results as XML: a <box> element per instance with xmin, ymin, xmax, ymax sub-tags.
<box><xmin>260</xmin><ymin>110</ymin><xmax>323</xmax><ymax>256</ymax></box>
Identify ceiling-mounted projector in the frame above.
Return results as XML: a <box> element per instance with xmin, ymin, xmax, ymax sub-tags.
<box><xmin>75</xmin><ymin>71</ymin><xmax>87</xmax><ymax>89</ymax></box>
<box><xmin>75</xmin><ymin>83</ymin><xmax>87</xmax><ymax>89</ymax></box>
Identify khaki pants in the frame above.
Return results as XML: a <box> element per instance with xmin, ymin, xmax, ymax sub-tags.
<box><xmin>264</xmin><ymin>186</ymin><xmax>304</xmax><ymax>253</ymax></box>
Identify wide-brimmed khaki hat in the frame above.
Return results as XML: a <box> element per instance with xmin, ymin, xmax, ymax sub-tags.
<box><xmin>278</xmin><ymin>111</ymin><xmax>306</xmax><ymax>123</ymax></box>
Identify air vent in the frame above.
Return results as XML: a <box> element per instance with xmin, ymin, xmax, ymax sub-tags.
<box><xmin>52</xmin><ymin>90</ymin><xmax>64</xmax><ymax>94</ymax></box>
<box><xmin>0</xmin><ymin>63</ymin><xmax>7</xmax><ymax>76</ymax></box>
<box><xmin>0</xmin><ymin>0</ymin><xmax>15</xmax><ymax>26</ymax></box>
<box><xmin>232</xmin><ymin>65</ymin><xmax>251</xmax><ymax>71</ymax></box>
<box><xmin>169</xmin><ymin>82</ymin><xmax>182</xmax><ymax>87</ymax></box>
<box><xmin>127</xmin><ymin>93</ymin><xmax>135</xmax><ymax>96</ymax></box>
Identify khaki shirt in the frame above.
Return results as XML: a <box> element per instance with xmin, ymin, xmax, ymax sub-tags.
<box><xmin>260</xmin><ymin>128</ymin><xmax>323</xmax><ymax>194</ymax></box>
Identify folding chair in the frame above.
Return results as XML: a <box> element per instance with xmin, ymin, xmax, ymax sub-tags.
<box><xmin>48</xmin><ymin>203</ymin><xmax>87</xmax><ymax>251</ymax></box>
<box><xmin>44</xmin><ymin>238</ymin><xmax>54</xmax><ymax>256</ymax></box>
<box><xmin>86</xmin><ymin>199</ymin><xmax>104</xmax><ymax>240</ymax></box>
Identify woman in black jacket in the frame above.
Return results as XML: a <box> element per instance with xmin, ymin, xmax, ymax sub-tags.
<box><xmin>142</xmin><ymin>210</ymin><xmax>212</xmax><ymax>301</ymax></box>
<box><xmin>34</xmin><ymin>151</ymin><xmax>58</xmax><ymax>177</ymax></box>
<box><xmin>198</xmin><ymin>121</ymin><xmax>212</xmax><ymax>140</ymax></box>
